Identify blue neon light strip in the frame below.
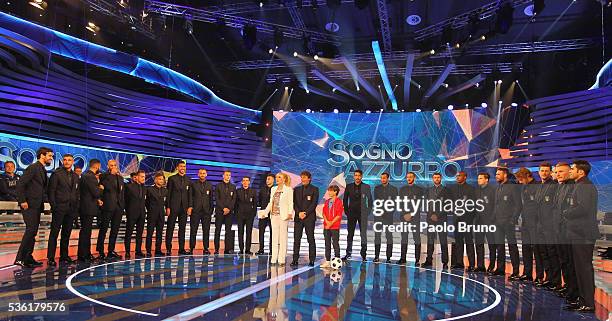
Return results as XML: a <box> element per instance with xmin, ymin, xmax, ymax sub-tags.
<box><xmin>0</xmin><ymin>12</ymin><xmax>259</xmax><ymax>114</ymax></box>
<box><xmin>371</xmin><ymin>41</ymin><xmax>398</xmax><ymax>111</ymax></box>
<box><xmin>0</xmin><ymin>132</ymin><xmax>270</xmax><ymax>172</ymax></box>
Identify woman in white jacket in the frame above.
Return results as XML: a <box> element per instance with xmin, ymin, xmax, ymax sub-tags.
<box><xmin>261</xmin><ymin>172</ymin><xmax>293</xmax><ymax>266</ymax></box>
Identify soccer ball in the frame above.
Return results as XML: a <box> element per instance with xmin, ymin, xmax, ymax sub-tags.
<box><xmin>330</xmin><ymin>257</ymin><xmax>343</xmax><ymax>269</ymax></box>
<box><xmin>330</xmin><ymin>270</ymin><xmax>343</xmax><ymax>283</ymax></box>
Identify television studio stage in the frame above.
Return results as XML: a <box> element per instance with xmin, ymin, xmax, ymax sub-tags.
<box><xmin>0</xmin><ymin>1</ymin><xmax>611</xmax><ymax>320</ymax></box>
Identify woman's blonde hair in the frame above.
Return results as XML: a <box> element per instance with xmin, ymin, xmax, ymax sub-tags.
<box><xmin>276</xmin><ymin>172</ymin><xmax>291</xmax><ymax>187</ymax></box>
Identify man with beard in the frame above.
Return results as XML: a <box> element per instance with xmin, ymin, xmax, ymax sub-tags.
<box><xmin>166</xmin><ymin>161</ymin><xmax>193</xmax><ymax>255</ymax></box>
<box><xmin>98</xmin><ymin>160</ymin><xmax>125</xmax><ymax>260</ymax></box>
<box><xmin>14</xmin><ymin>147</ymin><xmax>53</xmax><ymax>268</ymax></box>
<box><xmin>0</xmin><ymin>160</ymin><xmax>19</xmax><ymax>202</ymax></box>
<box><xmin>47</xmin><ymin>154</ymin><xmax>79</xmax><ymax>266</ymax></box>
<box><xmin>450</xmin><ymin>171</ymin><xmax>476</xmax><ymax>271</ymax></box>
<box><xmin>536</xmin><ymin>162</ymin><xmax>560</xmax><ymax>288</ymax></box>
<box><xmin>373</xmin><ymin>172</ymin><xmax>397</xmax><ymax>263</ymax></box>
<box><xmin>421</xmin><ymin>173</ymin><xmax>451</xmax><ymax>269</ymax></box>
<box><xmin>124</xmin><ymin>170</ymin><xmax>147</xmax><ymax>259</ymax></box>
<box><xmin>515</xmin><ymin>168</ymin><xmax>543</xmax><ymax>283</ymax></box>
<box><xmin>397</xmin><ymin>172</ymin><xmax>424</xmax><ymax>265</ymax></box>
<box><xmin>342</xmin><ymin>169</ymin><xmax>372</xmax><ymax>262</ymax></box>
<box><xmin>78</xmin><ymin>159</ymin><xmax>103</xmax><ymax>263</ymax></box>
<box><xmin>189</xmin><ymin>168</ymin><xmax>214</xmax><ymax>255</ymax></box>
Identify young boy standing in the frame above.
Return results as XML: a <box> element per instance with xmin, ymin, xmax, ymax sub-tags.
<box><xmin>320</xmin><ymin>185</ymin><xmax>343</xmax><ymax>268</ymax></box>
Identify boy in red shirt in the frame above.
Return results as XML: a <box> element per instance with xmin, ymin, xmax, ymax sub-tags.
<box><xmin>320</xmin><ymin>185</ymin><xmax>343</xmax><ymax>268</ymax></box>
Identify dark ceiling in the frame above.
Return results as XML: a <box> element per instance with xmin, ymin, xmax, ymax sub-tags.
<box><xmin>3</xmin><ymin>0</ymin><xmax>609</xmax><ymax>111</ymax></box>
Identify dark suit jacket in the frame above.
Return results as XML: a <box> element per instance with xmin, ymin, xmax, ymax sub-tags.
<box><xmin>536</xmin><ymin>178</ymin><xmax>557</xmax><ymax>233</ymax></box>
<box><xmin>519</xmin><ymin>180</ymin><xmax>539</xmax><ymax>229</ymax></box>
<box><xmin>293</xmin><ymin>184</ymin><xmax>319</xmax><ymax>222</ymax></box>
<box><xmin>166</xmin><ymin>174</ymin><xmax>192</xmax><ymax>212</ymax></box>
<box><xmin>215</xmin><ymin>181</ymin><xmax>236</xmax><ymax>216</ymax></box>
<box><xmin>398</xmin><ymin>183</ymin><xmax>424</xmax><ymax>222</ymax></box>
<box><xmin>450</xmin><ymin>182</ymin><xmax>476</xmax><ymax>223</ymax></box>
<box><xmin>374</xmin><ymin>183</ymin><xmax>398</xmax><ymax>223</ymax></box>
<box><xmin>563</xmin><ymin>177</ymin><xmax>600</xmax><ymax>241</ymax></box>
<box><xmin>190</xmin><ymin>180</ymin><xmax>214</xmax><ymax>215</ymax></box>
<box><xmin>146</xmin><ymin>185</ymin><xmax>167</xmax><ymax>220</ymax></box>
<box><xmin>100</xmin><ymin>172</ymin><xmax>125</xmax><ymax>212</ymax></box>
<box><xmin>125</xmin><ymin>182</ymin><xmax>146</xmax><ymax>218</ymax></box>
<box><xmin>493</xmin><ymin>181</ymin><xmax>522</xmax><ymax>225</ymax></box>
<box><xmin>258</xmin><ymin>185</ymin><xmax>272</xmax><ymax>219</ymax></box>
<box><xmin>343</xmin><ymin>182</ymin><xmax>372</xmax><ymax>217</ymax></box>
<box><xmin>16</xmin><ymin>161</ymin><xmax>48</xmax><ymax>209</ymax></box>
<box><xmin>235</xmin><ymin>187</ymin><xmax>257</xmax><ymax>218</ymax></box>
<box><xmin>0</xmin><ymin>173</ymin><xmax>19</xmax><ymax>201</ymax></box>
<box><xmin>79</xmin><ymin>170</ymin><xmax>101</xmax><ymax>216</ymax></box>
<box><xmin>426</xmin><ymin>184</ymin><xmax>451</xmax><ymax>223</ymax></box>
<box><xmin>474</xmin><ymin>184</ymin><xmax>496</xmax><ymax>225</ymax></box>
<box><xmin>47</xmin><ymin>167</ymin><xmax>79</xmax><ymax>212</ymax></box>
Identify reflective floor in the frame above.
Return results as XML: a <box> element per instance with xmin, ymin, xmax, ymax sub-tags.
<box><xmin>0</xmin><ymin>254</ymin><xmax>604</xmax><ymax>321</ymax></box>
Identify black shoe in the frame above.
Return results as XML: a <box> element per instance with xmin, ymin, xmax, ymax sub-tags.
<box><xmin>474</xmin><ymin>267</ymin><xmax>487</xmax><ymax>273</ymax></box>
<box><xmin>451</xmin><ymin>264</ymin><xmax>464</xmax><ymax>270</ymax></box>
<box><xmin>226</xmin><ymin>250</ymin><xmax>235</xmax><ymax>255</ymax></box>
<box><xmin>466</xmin><ymin>266</ymin><xmax>476</xmax><ymax>272</ymax></box>
<box><xmin>214</xmin><ymin>251</ymin><xmax>220</xmax><ymax>255</ymax></box>
<box><xmin>135</xmin><ymin>252</ymin><xmax>145</xmax><ymax>258</ymax></box>
<box><xmin>203</xmin><ymin>249</ymin><xmax>210</xmax><ymax>255</ymax></box>
<box><xmin>245</xmin><ymin>251</ymin><xmax>253</xmax><ymax>255</ymax></box>
<box><xmin>362</xmin><ymin>256</ymin><xmax>367</xmax><ymax>262</ymax></box>
<box><xmin>154</xmin><ymin>251</ymin><xmax>166</xmax><ymax>256</ymax></box>
<box><xmin>386</xmin><ymin>258</ymin><xmax>392</xmax><ymax>264</ymax></box>
<box><xmin>420</xmin><ymin>261</ymin><xmax>433</xmax><ymax>268</ymax></box>
<box><xmin>125</xmin><ymin>253</ymin><xmax>131</xmax><ymax>259</ymax></box>
<box><xmin>146</xmin><ymin>252</ymin><xmax>152</xmax><ymax>257</ymax></box>
<box><xmin>518</xmin><ymin>274</ymin><xmax>533</xmax><ymax>282</ymax></box>
<box><xmin>14</xmin><ymin>260</ymin><xmax>32</xmax><ymax>268</ymax></box>
<box><xmin>178</xmin><ymin>250</ymin><xmax>190</xmax><ymax>255</ymax></box>
<box><xmin>290</xmin><ymin>261</ymin><xmax>298</xmax><ymax>267</ymax></box>
<box><xmin>575</xmin><ymin>306</ymin><xmax>595</xmax><ymax>313</ymax></box>
<box><xmin>373</xmin><ymin>258</ymin><xmax>380</xmax><ymax>263</ymax></box>
<box><xmin>98</xmin><ymin>253</ymin><xmax>106</xmax><ymax>261</ymax></box>
<box><xmin>59</xmin><ymin>257</ymin><xmax>76</xmax><ymax>265</ymax></box>
<box><xmin>107</xmin><ymin>251</ymin><xmax>122</xmax><ymax>260</ymax></box>
<box><xmin>255</xmin><ymin>250</ymin><xmax>264</xmax><ymax>255</ymax></box>
<box><xmin>29</xmin><ymin>259</ymin><xmax>43</xmax><ymax>267</ymax></box>
<box><xmin>342</xmin><ymin>255</ymin><xmax>351</xmax><ymax>261</ymax></box>
<box><xmin>442</xmin><ymin>263</ymin><xmax>449</xmax><ymax>269</ymax></box>
<box><xmin>397</xmin><ymin>259</ymin><xmax>407</xmax><ymax>265</ymax></box>
<box><xmin>491</xmin><ymin>270</ymin><xmax>505</xmax><ymax>276</ymax></box>
<box><xmin>308</xmin><ymin>261</ymin><xmax>315</xmax><ymax>267</ymax></box>
<box><xmin>486</xmin><ymin>266</ymin><xmax>496</xmax><ymax>273</ymax></box>
<box><xmin>508</xmin><ymin>273</ymin><xmax>520</xmax><ymax>281</ymax></box>
<box><xmin>47</xmin><ymin>259</ymin><xmax>57</xmax><ymax>267</ymax></box>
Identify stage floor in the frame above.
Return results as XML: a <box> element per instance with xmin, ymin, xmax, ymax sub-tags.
<box><xmin>0</xmin><ymin>253</ymin><xmax>605</xmax><ymax>321</ymax></box>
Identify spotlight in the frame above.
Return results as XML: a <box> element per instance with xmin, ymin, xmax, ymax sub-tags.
<box><xmin>475</xmin><ymin>83</ymin><xmax>480</xmax><ymax>88</ymax></box>
<box><xmin>332</xmin><ymin>88</ymin><xmax>337</xmax><ymax>93</ymax></box>
<box><xmin>350</xmin><ymin>109</ymin><xmax>354</xmax><ymax>112</ymax></box>
<box><xmin>314</xmin><ymin>54</ymin><xmax>319</xmax><ymax>60</ymax></box>
<box><xmin>442</xmin><ymin>83</ymin><xmax>449</xmax><ymax>88</ymax></box>
<box><xmin>429</xmin><ymin>49</ymin><xmax>435</xmax><ymax>55</ymax></box>
<box><xmin>454</xmin><ymin>43</ymin><xmax>461</xmax><ymax>48</ymax></box>
<box><xmin>293</xmin><ymin>51</ymin><xmax>298</xmax><ymax>57</ymax></box>
<box><xmin>366</xmin><ymin>110</ymin><xmax>371</xmax><ymax>113</ymax></box>
<box><xmin>416</xmin><ymin>108</ymin><xmax>422</xmax><ymax>112</ymax></box>
<box><xmin>480</xmin><ymin>35</ymin><xmax>486</xmax><ymax>41</ymax></box>
<box><xmin>515</xmin><ymin>80</ymin><xmax>519</xmax><ymax>84</ymax></box>
<box><xmin>481</xmin><ymin>102</ymin><xmax>488</xmax><ymax>108</ymax></box>
<box><xmin>356</xmin><ymin>86</ymin><xmax>360</xmax><ymax>91</ymax></box>
<box><xmin>447</xmin><ymin>105</ymin><xmax>454</xmax><ymax>110</ymax></box>
<box><xmin>260</xmin><ymin>2</ymin><xmax>264</xmax><ymax>7</ymax></box>
<box><xmin>497</xmin><ymin>79</ymin><xmax>502</xmax><ymax>84</ymax></box>
<box><xmin>85</xmin><ymin>21</ymin><xmax>99</xmax><ymax>33</ymax></box>
<box><xmin>333</xmin><ymin>109</ymin><xmax>339</xmax><ymax>113</ymax></box>
<box><xmin>511</xmin><ymin>102</ymin><xmax>518</xmax><ymax>107</ymax></box>
<box><xmin>285</xmin><ymin>86</ymin><xmax>288</xmax><ymax>90</ymax></box>
<box><xmin>118</xmin><ymin>0</ymin><xmax>127</xmax><ymax>8</ymax></box>
<box><xmin>184</xmin><ymin>19</ymin><xmax>193</xmax><ymax>35</ymax></box>
<box><xmin>306</xmin><ymin>108</ymin><xmax>311</xmax><ymax>113</ymax></box>
<box><xmin>268</xmin><ymin>48</ymin><xmax>274</xmax><ymax>54</ymax></box>
<box><xmin>29</xmin><ymin>0</ymin><xmax>46</xmax><ymax>10</ymax></box>
<box><xmin>305</xmin><ymin>89</ymin><xmax>310</xmax><ymax>94</ymax></box>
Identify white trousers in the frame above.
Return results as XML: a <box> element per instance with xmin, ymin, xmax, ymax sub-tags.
<box><xmin>270</xmin><ymin>214</ymin><xmax>288</xmax><ymax>264</ymax></box>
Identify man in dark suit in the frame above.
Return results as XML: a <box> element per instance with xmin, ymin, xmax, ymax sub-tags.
<box><xmin>397</xmin><ymin>172</ymin><xmax>424</xmax><ymax>265</ymax></box>
<box><xmin>146</xmin><ymin>172</ymin><xmax>167</xmax><ymax>256</ymax></box>
<box><xmin>562</xmin><ymin>160</ymin><xmax>599</xmax><ymax>312</ymax></box>
<box><xmin>0</xmin><ymin>160</ymin><xmax>19</xmax><ymax>201</ymax></box>
<box><xmin>78</xmin><ymin>159</ymin><xmax>103</xmax><ymax>263</ymax></box>
<box><xmin>421</xmin><ymin>172</ymin><xmax>451</xmax><ymax>269</ymax></box>
<box><xmin>291</xmin><ymin>171</ymin><xmax>319</xmax><ymax>267</ymax></box>
<box><xmin>165</xmin><ymin>161</ymin><xmax>193</xmax><ymax>255</ymax></box>
<box><xmin>124</xmin><ymin>170</ymin><xmax>147</xmax><ymax>259</ymax></box>
<box><xmin>515</xmin><ymin>167</ymin><xmax>543</xmax><ymax>282</ymax></box>
<box><xmin>256</xmin><ymin>174</ymin><xmax>274</xmax><ymax>255</ymax></box>
<box><xmin>536</xmin><ymin>162</ymin><xmax>560</xmax><ymax>288</ymax></box>
<box><xmin>98</xmin><ymin>159</ymin><xmax>125</xmax><ymax>260</ymax></box>
<box><xmin>236</xmin><ymin>177</ymin><xmax>257</xmax><ymax>255</ymax></box>
<box><xmin>215</xmin><ymin>170</ymin><xmax>236</xmax><ymax>254</ymax></box>
<box><xmin>343</xmin><ymin>169</ymin><xmax>372</xmax><ymax>261</ymax></box>
<box><xmin>189</xmin><ymin>168</ymin><xmax>213</xmax><ymax>255</ymax></box>
<box><xmin>474</xmin><ymin>172</ymin><xmax>496</xmax><ymax>273</ymax></box>
<box><xmin>46</xmin><ymin>154</ymin><xmax>79</xmax><ymax>266</ymax></box>
<box><xmin>373</xmin><ymin>172</ymin><xmax>397</xmax><ymax>263</ymax></box>
<box><xmin>14</xmin><ymin>147</ymin><xmax>53</xmax><ymax>268</ymax></box>
<box><xmin>490</xmin><ymin>167</ymin><xmax>521</xmax><ymax>279</ymax></box>
<box><xmin>450</xmin><ymin>171</ymin><xmax>476</xmax><ymax>271</ymax></box>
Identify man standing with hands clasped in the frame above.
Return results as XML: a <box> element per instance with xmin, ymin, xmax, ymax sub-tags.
<box><xmin>215</xmin><ymin>170</ymin><xmax>236</xmax><ymax>254</ymax></box>
<box><xmin>235</xmin><ymin>176</ymin><xmax>257</xmax><ymax>255</ymax></box>
<box><xmin>291</xmin><ymin>171</ymin><xmax>319</xmax><ymax>267</ymax></box>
